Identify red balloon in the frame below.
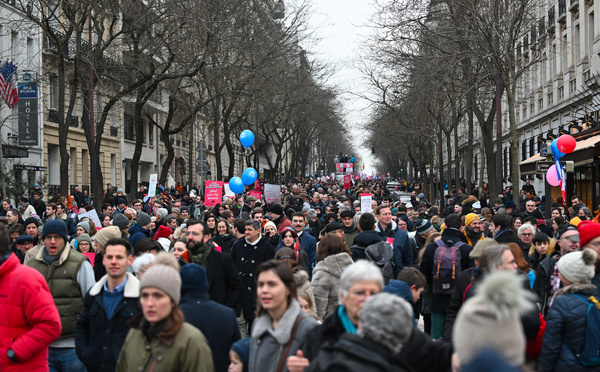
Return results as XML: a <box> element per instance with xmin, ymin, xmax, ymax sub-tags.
<box><xmin>556</xmin><ymin>135</ymin><xmax>576</xmax><ymax>154</ymax></box>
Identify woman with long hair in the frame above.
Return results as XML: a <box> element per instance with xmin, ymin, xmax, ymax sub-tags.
<box><xmin>116</xmin><ymin>253</ymin><xmax>212</xmax><ymax>371</ymax></box>
<box><xmin>203</xmin><ymin>214</ymin><xmax>218</xmax><ymax>238</ymax></box>
<box><xmin>249</xmin><ymin>260</ymin><xmax>318</xmax><ymax>372</ymax></box>
<box><xmin>211</xmin><ymin>219</ymin><xmax>235</xmax><ymax>254</ymax></box>
<box><xmin>279</xmin><ymin>227</ymin><xmax>309</xmax><ymax>271</ymax></box>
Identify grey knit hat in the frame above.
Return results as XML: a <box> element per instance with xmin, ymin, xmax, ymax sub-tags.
<box><xmin>112</xmin><ymin>213</ymin><xmax>130</xmax><ymax>230</ymax></box>
<box><xmin>140</xmin><ymin>252</ymin><xmax>181</xmax><ymax>304</ymax></box>
<box><xmin>557</xmin><ymin>248</ymin><xmax>598</xmax><ymax>284</ymax></box>
<box><xmin>136</xmin><ymin>212</ymin><xmax>151</xmax><ymax>227</ymax></box>
<box><xmin>77</xmin><ymin>220</ymin><xmax>90</xmax><ymax>234</ymax></box>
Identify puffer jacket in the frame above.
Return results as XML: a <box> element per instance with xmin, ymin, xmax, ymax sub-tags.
<box><xmin>538</xmin><ymin>283</ymin><xmax>598</xmax><ymax>372</ymax></box>
<box><xmin>0</xmin><ymin>252</ymin><xmax>62</xmax><ymax>371</ymax></box>
<box><xmin>311</xmin><ymin>252</ymin><xmax>354</xmax><ymax>319</ymax></box>
<box><xmin>294</xmin><ymin>268</ymin><xmax>317</xmax><ymax>317</ymax></box>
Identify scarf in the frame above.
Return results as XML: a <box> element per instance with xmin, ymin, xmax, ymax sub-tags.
<box><xmin>190</xmin><ymin>244</ymin><xmax>212</xmax><ymax>267</ymax></box>
<box><xmin>338</xmin><ymin>305</ymin><xmax>357</xmax><ymax>334</ymax></box>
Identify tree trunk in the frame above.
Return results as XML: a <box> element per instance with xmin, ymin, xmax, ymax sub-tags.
<box><xmin>129</xmin><ymin>91</ymin><xmax>145</xmax><ymax>193</ymax></box>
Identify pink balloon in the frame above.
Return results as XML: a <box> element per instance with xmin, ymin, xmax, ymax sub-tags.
<box><xmin>546</xmin><ymin>164</ymin><xmax>560</xmax><ymax>186</ymax></box>
<box><xmin>556</xmin><ymin>134</ymin><xmax>576</xmax><ymax>154</ymax></box>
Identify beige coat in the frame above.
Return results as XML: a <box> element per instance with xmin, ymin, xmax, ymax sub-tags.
<box><xmin>311</xmin><ymin>252</ymin><xmax>354</xmax><ymax>319</ymax></box>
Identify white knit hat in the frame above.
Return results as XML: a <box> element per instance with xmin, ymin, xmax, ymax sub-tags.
<box><xmin>557</xmin><ymin>248</ymin><xmax>598</xmax><ymax>284</ymax></box>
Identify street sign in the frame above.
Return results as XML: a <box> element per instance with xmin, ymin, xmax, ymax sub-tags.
<box><xmin>2</xmin><ymin>145</ymin><xmax>29</xmax><ymax>158</ymax></box>
<box><xmin>536</xmin><ymin>161</ymin><xmax>565</xmax><ymax>174</ymax></box>
<box><xmin>14</xmin><ymin>165</ymin><xmax>47</xmax><ymax>171</ymax></box>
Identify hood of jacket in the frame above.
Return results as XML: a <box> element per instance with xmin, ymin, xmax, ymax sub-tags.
<box><xmin>293</xmin><ymin>268</ymin><xmax>310</xmax><ymax>288</ymax></box>
<box><xmin>383</xmin><ymin>279</ymin><xmax>414</xmax><ymax>304</ymax></box>
<box><xmin>315</xmin><ymin>252</ymin><xmax>354</xmax><ymax>279</ymax></box>
<box><xmin>128</xmin><ymin>224</ymin><xmax>151</xmax><ymax>237</ymax></box>
<box><xmin>441</xmin><ymin>227</ymin><xmax>466</xmax><ymax>245</ymax></box>
<box><xmin>352</xmin><ymin>230</ymin><xmax>383</xmax><ymax>247</ymax></box>
<box><xmin>180</xmin><ymin>263</ymin><xmax>210</xmax><ymax>300</ymax></box>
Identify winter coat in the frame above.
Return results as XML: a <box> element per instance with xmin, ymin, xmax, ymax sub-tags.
<box><xmin>538</xmin><ymin>283</ymin><xmax>598</xmax><ymax>372</ymax></box>
<box><xmin>532</xmin><ymin>252</ymin><xmax>559</xmax><ymax>318</ymax></box>
<box><xmin>249</xmin><ymin>300</ymin><xmax>319</xmax><ymax>372</ymax></box>
<box><xmin>75</xmin><ymin>273</ymin><xmax>140</xmax><ymax>372</ymax></box>
<box><xmin>419</xmin><ymin>228</ymin><xmax>472</xmax><ymax>313</ymax></box>
<box><xmin>201</xmin><ymin>249</ymin><xmax>244</xmax><ymax>315</ymax></box>
<box><xmin>0</xmin><ymin>253</ymin><xmax>62</xmax><ymax>371</ymax></box>
<box><xmin>298</xmin><ymin>232</ymin><xmax>317</xmax><ymax>270</ymax></box>
<box><xmin>116</xmin><ymin>322</ymin><xmax>214</xmax><ymax>372</ymax></box>
<box><xmin>375</xmin><ymin>220</ymin><xmax>412</xmax><ymax>273</ymax></box>
<box><xmin>350</xmin><ymin>230</ymin><xmax>384</xmax><ymax>261</ymax></box>
<box><xmin>180</xmin><ymin>281</ymin><xmax>240</xmax><ymax>372</ymax></box>
<box><xmin>275</xmin><ymin>216</ymin><xmax>292</xmax><ymax>234</ymax></box>
<box><xmin>528</xmin><ymin>239</ymin><xmax>556</xmax><ymax>273</ymax></box>
<box><xmin>211</xmin><ymin>234</ymin><xmax>236</xmax><ymax>254</ymax></box>
<box><xmin>494</xmin><ymin>229</ymin><xmax>524</xmax><ymax>251</ymax></box>
<box><xmin>342</xmin><ymin>223</ymin><xmax>359</xmax><ymax>250</ymax></box>
<box><xmin>128</xmin><ymin>224</ymin><xmax>152</xmax><ymax>249</ymax></box>
<box><xmin>306</xmin><ymin>333</ymin><xmax>414</xmax><ymax>372</ymax></box>
<box><xmin>230</xmin><ymin>236</ymin><xmax>275</xmax><ymax>321</ymax></box>
<box><xmin>294</xmin><ymin>268</ymin><xmax>317</xmax><ymax>318</ymax></box>
<box><xmin>311</xmin><ymin>252</ymin><xmax>354</xmax><ymax>319</ymax></box>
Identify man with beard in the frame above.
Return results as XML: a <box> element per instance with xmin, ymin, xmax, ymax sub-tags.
<box><xmin>463</xmin><ymin>213</ymin><xmax>485</xmax><ymax>246</ymax></box>
<box><xmin>184</xmin><ymin>218</ymin><xmax>243</xmax><ymax>313</ymax></box>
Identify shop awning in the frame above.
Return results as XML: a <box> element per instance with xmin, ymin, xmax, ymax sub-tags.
<box><xmin>519</xmin><ymin>134</ymin><xmax>600</xmax><ymax>175</ymax></box>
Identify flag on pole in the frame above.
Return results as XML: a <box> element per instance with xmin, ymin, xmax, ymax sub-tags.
<box><xmin>0</xmin><ymin>61</ymin><xmax>18</xmax><ymax>108</ymax></box>
<box><xmin>554</xmin><ymin>159</ymin><xmax>567</xmax><ymax>206</ymax></box>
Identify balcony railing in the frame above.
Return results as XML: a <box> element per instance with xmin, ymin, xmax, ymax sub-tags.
<box><xmin>558</xmin><ymin>0</ymin><xmax>567</xmax><ymax>18</ymax></box>
<box><xmin>548</xmin><ymin>6</ymin><xmax>555</xmax><ymax>27</ymax></box>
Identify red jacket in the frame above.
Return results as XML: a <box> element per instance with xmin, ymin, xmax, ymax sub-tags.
<box><xmin>0</xmin><ymin>253</ymin><xmax>62</xmax><ymax>371</ymax></box>
<box><xmin>276</xmin><ymin>217</ymin><xmax>292</xmax><ymax>234</ymax></box>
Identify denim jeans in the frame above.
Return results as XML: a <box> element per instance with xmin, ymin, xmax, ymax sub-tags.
<box><xmin>48</xmin><ymin>348</ymin><xmax>87</xmax><ymax>372</ymax></box>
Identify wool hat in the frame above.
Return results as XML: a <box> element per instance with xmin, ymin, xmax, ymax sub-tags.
<box><xmin>117</xmin><ymin>198</ymin><xmax>127</xmax><ymax>205</ymax></box>
<box><xmin>578</xmin><ymin>221</ymin><xmax>600</xmax><ymax>249</ymax></box>
<box><xmin>465</xmin><ymin>213</ymin><xmax>480</xmax><ymax>227</ymax></box>
<box><xmin>153</xmin><ymin>225</ymin><xmax>172</xmax><ymax>241</ymax></box>
<box><xmin>557</xmin><ymin>248</ymin><xmax>598</xmax><ymax>284</ymax></box>
<box><xmin>171</xmin><ymin>208</ymin><xmax>180</xmax><ymax>215</ymax></box>
<box><xmin>15</xmin><ymin>234</ymin><xmax>33</xmax><ymax>244</ymax></box>
<box><xmin>112</xmin><ymin>213</ymin><xmax>130</xmax><ymax>230</ymax></box>
<box><xmin>415</xmin><ymin>219</ymin><xmax>434</xmax><ymax>235</ymax></box>
<box><xmin>42</xmin><ymin>220</ymin><xmax>68</xmax><ymax>242</ymax></box>
<box><xmin>95</xmin><ymin>225</ymin><xmax>121</xmax><ymax>248</ymax></box>
<box><xmin>140</xmin><ymin>252</ymin><xmax>181</xmax><ymax>304</ymax></box>
<box><xmin>504</xmin><ymin>200</ymin><xmax>516</xmax><ymax>208</ymax></box>
<box><xmin>324</xmin><ymin>213</ymin><xmax>338</xmax><ymax>222</ymax></box>
<box><xmin>453</xmin><ymin>271</ymin><xmax>534</xmax><ymax>367</ymax></box>
<box><xmin>77</xmin><ymin>233</ymin><xmax>93</xmax><ymax>248</ymax></box>
<box><xmin>24</xmin><ymin>216</ymin><xmax>40</xmax><ymax>228</ymax></box>
<box><xmin>231</xmin><ymin>338</ymin><xmax>251</xmax><ymax>372</ymax></box>
<box><xmin>263</xmin><ymin>221</ymin><xmax>277</xmax><ymax>235</ymax></box>
<box><xmin>340</xmin><ymin>210</ymin><xmax>355</xmax><ymax>219</ymax></box>
<box><xmin>325</xmin><ymin>221</ymin><xmax>344</xmax><ymax>233</ymax></box>
<box><xmin>136</xmin><ymin>212</ymin><xmax>151</xmax><ymax>227</ymax></box>
<box><xmin>180</xmin><ymin>263</ymin><xmax>209</xmax><ymax>296</ymax></box>
<box><xmin>302</xmin><ymin>205</ymin><xmax>310</xmax><ymax>212</ymax></box>
<box><xmin>469</xmin><ymin>238</ymin><xmax>497</xmax><ymax>259</ymax></box>
<box><xmin>180</xmin><ymin>206</ymin><xmax>189</xmax><ymax>212</ymax></box>
<box><xmin>77</xmin><ymin>220</ymin><xmax>90</xmax><ymax>234</ymax></box>
<box><xmin>270</xmin><ymin>204</ymin><xmax>284</xmax><ymax>215</ymax></box>
<box><xmin>391</xmin><ymin>207</ymin><xmax>399</xmax><ymax>215</ymax></box>
<box><xmin>418</xmin><ymin>193</ymin><xmax>425</xmax><ymax>199</ymax></box>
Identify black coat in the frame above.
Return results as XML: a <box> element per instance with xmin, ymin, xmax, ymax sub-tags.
<box><xmin>494</xmin><ymin>229</ymin><xmax>524</xmax><ymax>250</ymax></box>
<box><xmin>180</xmin><ymin>291</ymin><xmax>241</xmax><ymax>372</ymax></box>
<box><xmin>203</xmin><ymin>249</ymin><xmax>244</xmax><ymax>315</ymax></box>
<box><xmin>350</xmin><ymin>230</ymin><xmax>384</xmax><ymax>261</ymax></box>
<box><xmin>230</xmin><ymin>236</ymin><xmax>274</xmax><ymax>321</ymax></box>
<box><xmin>211</xmin><ymin>234</ymin><xmax>236</xmax><ymax>254</ymax></box>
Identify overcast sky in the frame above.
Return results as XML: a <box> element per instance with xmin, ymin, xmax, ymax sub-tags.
<box><xmin>294</xmin><ymin>0</ymin><xmax>379</xmax><ymax>174</ymax></box>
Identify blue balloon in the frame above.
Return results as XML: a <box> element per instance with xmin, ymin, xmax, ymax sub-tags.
<box><xmin>239</xmin><ymin>130</ymin><xmax>255</xmax><ymax>148</ymax></box>
<box><xmin>229</xmin><ymin>177</ymin><xmax>245</xmax><ymax>194</ymax></box>
<box><xmin>551</xmin><ymin>139</ymin><xmax>565</xmax><ymax>159</ymax></box>
<box><xmin>242</xmin><ymin>168</ymin><xmax>258</xmax><ymax>185</ymax></box>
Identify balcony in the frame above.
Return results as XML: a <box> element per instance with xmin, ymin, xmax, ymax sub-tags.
<box><xmin>558</xmin><ymin>0</ymin><xmax>567</xmax><ymax>23</ymax></box>
<box><xmin>47</xmin><ymin>109</ymin><xmax>79</xmax><ymax>127</ymax></box>
<box><xmin>548</xmin><ymin>6</ymin><xmax>555</xmax><ymax>32</ymax></box>
<box><xmin>570</xmin><ymin>0</ymin><xmax>579</xmax><ymax>12</ymax></box>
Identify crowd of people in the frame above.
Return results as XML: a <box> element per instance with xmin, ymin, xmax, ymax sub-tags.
<box><xmin>1</xmin><ymin>178</ymin><xmax>600</xmax><ymax>372</ymax></box>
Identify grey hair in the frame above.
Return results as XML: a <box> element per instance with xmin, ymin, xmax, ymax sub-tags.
<box><xmin>517</xmin><ymin>224</ymin><xmax>535</xmax><ymax>236</ymax></box>
<box><xmin>307</xmin><ymin>209</ymin><xmax>317</xmax><ymax>220</ymax></box>
<box><xmin>340</xmin><ymin>205</ymin><xmax>351</xmax><ymax>212</ymax></box>
<box><xmin>156</xmin><ymin>208</ymin><xmax>168</xmax><ymax>219</ymax></box>
<box><xmin>131</xmin><ymin>253</ymin><xmax>156</xmax><ymax>276</ymax></box>
<box><xmin>353</xmin><ymin>212</ymin><xmax>362</xmax><ymax>225</ymax></box>
<box><xmin>581</xmin><ymin>207</ymin><xmax>593</xmax><ymax>218</ymax></box>
<box><xmin>358</xmin><ymin>293</ymin><xmax>413</xmax><ymax>354</ymax></box>
<box><xmin>353</xmin><ymin>200</ymin><xmax>360</xmax><ymax>207</ymax></box>
<box><xmin>338</xmin><ymin>260</ymin><xmax>384</xmax><ymax>298</ymax></box>
<box><xmin>478</xmin><ymin>244</ymin><xmax>511</xmax><ymax>274</ymax></box>
<box><xmin>245</xmin><ymin>219</ymin><xmax>261</xmax><ymax>230</ymax></box>
<box><xmin>163</xmin><ymin>215</ymin><xmax>176</xmax><ymax>225</ymax></box>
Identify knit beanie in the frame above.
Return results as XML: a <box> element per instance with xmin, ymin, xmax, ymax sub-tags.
<box><xmin>415</xmin><ymin>219</ymin><xmax>434</xmax><ymax>235</ymax></box>
<box><xmin>453</xmin><ymin>271</ymin><xmax>535</xmax><ymax>367</ymax></box>
<box><xmin>465</xmin><ymin>213</ymin><xmax>480</xmax><ymax>227</ymax></box>
<box><xmin>140</xmin><ymin>252</ymin><xmax>181</xmax><ymax>304</ymax></box>
<box><xmin>24</xmin><ymin>216</ymin><xmax>40</xmax><ymax>228</ymax></box>
<box><xmin>77</xmin><ymin>220</ymin><xmax>90</xmax><ymax>234</ymax></box>
<box><xmin>263</xmin><ymin>221</ymin><xmax>277</xmax><ymax>235</ymax></box>
<box><xmin>136</xmin><ymin>212</ymin><xmax>151</xmax><ymax>227</ymax></box>
<box><xmin>270</xmin><ymin>204</ymin><xmax>284</xmax><ymax>215</ymax></box>
<box><xmin>153</xmin><ymin>225</ymin><xmax>172</xmax><ymax>241</ymax></box>
<box><xmin>578</xmin><ymin>221</ymin><xmax>600</xmax><ymax>249</ymax></box>
<box><xmin>180</xmin><ymin>206</ymin><xmax>189</xmax><ymax>212</ymax></box>
<box><xmin>180</xmin><ymin>263</ymin><xmax>209</xmax><ymax>296</ymax></box>
<box><xmin>95</xmin><ymin>226</ymin><xmax>121</xmax><ymax>248</ymax></box>
<box><xmin>557</xmin><ymin>248</ymin><xmax>598</xmax><ymax>284</ymax></box>
<box><xmin>112</xmin><ymin>213</ymin><xmax>130</xmax><ymax>230</ymax></box>
<box><xmin>78</xmin><ymin>233</ymin><xmax>93</xmax><ymax>248</ymax></box>
<box><xmin>42</xmin><ymin>220</ymin><xmax>68</xmax><ymax>242</ymax></box>
<box><xmin>231</xmin><ymin>338</ymin><xmax>251</xmax><ymax>372</ymax></box>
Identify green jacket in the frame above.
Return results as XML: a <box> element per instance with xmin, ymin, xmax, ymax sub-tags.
<box><xmin>343</xmin><ymin>223</ymin><xmax>358</xmax><ymax>249</ymax></box>
<box><xmin>116</xmin><ymin>322</ymin><xmax>214</xmax><ymax>372</ymax></box>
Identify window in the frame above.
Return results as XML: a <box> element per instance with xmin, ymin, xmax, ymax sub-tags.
<box><xmin>575</xmin><ymin>24</ymin><xmax>581</xmax><ymax>62</ymax></box>
<box><xmin>589</xmin><ymin>13</ymin><xmax>595</xmax><ymax>59</ymax></box>
<box><xmin>558</xmin><ymin>85</ymin><xmax>564</xmax><ymax>99</ymax></box>
<box><xmin>148</xmin><ymin>122</ymin><xmax>153</xmax><ymax>143</ymax></box>
<box><xmin>124</xmin><ymin>113</ymin><xmax>135</xmax><ymax>141</ymax></box>
<box><xmin>570</xmin><ymin>79</ymin><xmax>576</xmax><ymax>93</ymax></box>
<box><xmin>548</xmin><ymin>92</ymin><xmax>553</xmax><ymax>105</ymax></box>
<box><xmin>530</xmin><ymin>102</ymin><xmax>535</xmax><ymax>115</ymax></box>
<box><xmin>49</xmin><ymin>75</ymin><xmax>59</xmax><ymax>110</ymax></box>
<box><xmin>561</xmin><ymin>34</ymin><xmax>568</xmax><ymax>71</ymax></box>
<box><xmin>538</xmin><ymin>98</ymin><xmax>543</xmax><ymax>111</ymax></box>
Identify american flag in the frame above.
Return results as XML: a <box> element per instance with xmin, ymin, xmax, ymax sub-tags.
<box><xmin>0</xmin><ymin>61</ymin><xmax>18</xmax><ymax>109</ymax></box>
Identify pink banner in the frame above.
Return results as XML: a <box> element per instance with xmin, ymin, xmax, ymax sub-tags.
<box><xmin>343</xmin><ymin>174</ymin><xmax>351</xmax><ymax>190</ymax></box>
<box><xmin>254</xmin><ymin>179</ymin><xmax>262</xmax><ymax>191</ymax></box>
<box><xmin>204</xmin><ymin>180</ymin><xmax>223</xmax><ymax>207</ymax></box>
<box><xmin>249</xmin><ymin>190</ymin><xmax>262</xmax><ymax>200</ymax></box>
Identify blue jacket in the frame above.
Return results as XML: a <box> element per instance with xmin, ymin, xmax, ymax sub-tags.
<box><xmin>538</xmin><ymin>284</ymin><xmax>598</xmax><ymax>372</ymax></box>
<box><xmin>375</xmin><ymin>220</ymin><xmax>412</xmax><ymax>274</ymax></box>
<box><xmin>127</xmin><ymin>224</ymin><xmax>152</xmax><ymax>248</ymax></box>
<box><xmin>179</xmin><ymin>264</ymin><xmax>241</xmax><ymax>372</ymax></box>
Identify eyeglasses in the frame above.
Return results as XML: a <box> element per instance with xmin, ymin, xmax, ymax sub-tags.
<box><xmin>348</xmin><ymin>289</ymin><xmax>377</xmax><ymax>298</ymax></box>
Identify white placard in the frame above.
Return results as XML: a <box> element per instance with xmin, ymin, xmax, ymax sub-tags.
<box><xmin>78</xmin><ymin>209</ymin><xmax>102</xmax><ymax>228</ymax></box>
<box><xmin>264</xmin><ymin>184</ymin><xmax>281</xmax><ymax>204</ymax></box>
<box><xmin>224</xmin><ymin>183</ymin><xmax>235</xmax><ymax>198</ymax></box>
<box><xmin>148</xmin><ymin>174</ymin><xmax>158</xmax><ymax>197</ymax></box>
<box><xmin>361</xmin><ymin>193</ymin><xmax>373</xmax><ymax>213</ymax></box>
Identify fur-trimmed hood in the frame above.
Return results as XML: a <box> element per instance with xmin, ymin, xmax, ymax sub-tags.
<box><xmin>553</xmin><ymin>283</ymin><xmax>597</xmax><ymax>299</ymax></box>
<box><xmin>89</xmin><ymin>272</ymin><xmax>140</xmax><ymax>298</ymax></box>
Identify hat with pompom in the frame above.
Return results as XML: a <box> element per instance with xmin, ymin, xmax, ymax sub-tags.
<box><xmin>557</xmin><ymin>248</ymin><xmax>598</xmax><ymax>284</ymax></box>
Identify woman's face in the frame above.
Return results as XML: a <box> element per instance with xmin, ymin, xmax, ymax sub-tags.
<box><xmin>298</xmin><ymin>296</ymin><xmax>311</xmax><ymax>314</ymax></box>
<box><xmin>551</xmin><ymin>209</ymin><xmax>561</xmax><ymax>218</ymax></box>
<box><xmin>78</xmin><ymin>241</ymin><xmax>91</xmax><ymax>253</ymax></box>
<box><xmin>76</xmin><ymin>226</ymin><xmax>85</xmax><ymax>237</ymax></box>
<box><xmin>140</xmin><ymin>287</ymin><xmax>174</xmax><ymax>324</ymax></box>
<box><xmin>514</xmin><ymin>219</ymin><xmax>522</xmax><ymax>229</ymax></box>
<box><xmin>217</xmin><ymin>221</ymin><xmax>228</xmax><ymax>236</ymax></box>
<box><xmin>257</xmin><ymin>270</ymin><xmax>289</xmax><ymax>314</ymax></box>
<box><xmin>552</xmin><ymin>219</ymin><xmax>558</xmax><ymax>230</ymax></box>
<box><xmin>340</xmin><ymin>280</ymin><xmax>381</xmax><ymax>324</ymax></box>
<box><xmin>207</xmin><ymin>217</ymin><xmax>216</xmax><ymax>229</ymax></box>
<box><xmin>219</xmin><ymin>207</ymin><xmax>225</xmax><ymax>214</ymax></box>
<box><xmin>282</xmin><ymin>232</ymin><xmax>294</xmax><ymax>247</ymax></box>
<box><xmin>173</xmin><ymin>242</ymin><xmax>187</xmax><ymax>259</ymax></box>
<box><xmin>265</xmin><ymin>225</ymin><xmax>276</xmax><ymax>237</ymax></box>
<box><xmin>535</xmin><ymin>241</ymin><xmax>549</xmax><ymax>256</ymax></box>
<box><xmin>103</xmin><ymin>216</ymin><xmax>111</xmax><ymax>227</ymax></box>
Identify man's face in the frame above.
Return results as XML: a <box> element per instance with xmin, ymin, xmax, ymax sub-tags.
<box><xmin>558</xmin><ymin>230</ymin><xmax>580</xmax><ymax>256</ymax></box>
<box><xmin>468</xmin><ymin>219</ymin><xmax>482</xmax><ymax>233</ymax></box>
<box><xmin>313</xmin><ymin>194</ymin><xmax>320</xmax><ymax>203</ymax></box>
<box><xmin>152</xmin><ymin>203</ymin><xmax>161</xmax><ymax>214</ymax></box>
<box><xmin>2</xmin><ymin>201</ymin><xmax>9</xmax><ymax>211</ymax></box>
<box><xmin>195</xmin><ymin>196</ymin><xmax>202</xmax><ymax>204</ymax></box>
<box><xmin>43</xmin><ymin>234</ymin><xmax>65</xmax><ymax>256</ymax></box>
<box><xmin>6</xmin><ymin>211</ymin><xmax>17</xmax><ymax>225</ymax></box>
<box><xmin>46</xmin><ymin>206</ymin><xmax>54</xmax><ymax>217</ymax></box>
<box><xmin>291</xmin><ymin>216</ymin><xmax>305</xmax><ymax>233</ymax></box>
<box><xmin>16</xmin><ymin>240</ymin><xmax>33</xmax><ymax>255</ymax></box>
<box><xmin>371</xmin><ymin>200</ymin><xmax>378</xmax><ymax>210</ymax></box>
<box><xmin>497</xmin><ymin>250</ymin><xmax>517</xmax><ymax>272</ymax></box>
<box><xmin>253</xmin><ymin>212</ymin><xmax>263</xmax><ymax>220</ymax></box>
<box><xmin>236</xmin><ymin>197</ymin><xmax>243</xmax><ymax>207</ymax></box>
<box><xmin>104</xmin><ymin>206</ymin><xmax>113</xmax><ymax>215</ymax></box>
<box><xmin>572</xmin><ymin>197</ymin><xmax>580</xmax><ymax>205</ymax></box>
<box><xmin>339</xmin><ymin>280</ymin><xmax>381</xmax><ymax>324</ymax></box>
<box><xmin>185</xmin><ymin>223</ymin><xmax>209</xmax><ymax>250</ymax></box>
<box><xmin>173</xmin><ymin>202</ymin><xmax>181</xmax><ymax>209</ymax></box>
<box><xmin>245</xmin><ymin>225</ymin><xmax>260</xmax><ymax>242</ymax></box>
<box><xmin>103</xmin><ymin>244</ymin><xmax>132</xmax><ymax>279</ymax></box>
<box><xmin>133</xmin><ymin>202</ymin><xmax>142</xmax><ymax>212</ymax></box>
<box><xmin>525</xmin><ymin>202</ymin><xmax>536</xmax><ymax>213</ymax></box>
<box><xmin>341</xmin><ymin>216</ymin><xmax>353</xmax><ymax>228</ymax></box>
<box><xmin>26</xmin><ymin>223</ymin><xmax>38</xmax><ymax>237</ymax></box>
<box><xmin>454</xmin><ymin>204</ymin><xmax>462</xmax><ymax>214</ymax></box>
<box><xmin>377</xmin><ymin>207</ymin><xmax>392</xmax><ymax>225</ymax></box>
<box><xmin>168</xmin><ymin>218</ymin><xmax>178</xmax><ymax>230</ymax></box>
<box><xmin>321</xmin><ymin>195</ymin><xmax>328</xmax><ymax>203</ymax></box>
<box><xmin>248</xmin><ymin>200</ymin><xmax>256</xmax><ymax>208</ymax></box>
<box><xmin>33</xmin><ymin>194</ymin><xmax>40</xmax><ymax>202</ymax></box>
<box><xmin>181</xmin><ymin>210</ymin><xmax>189</xmax><ymax>219</ymax></box>
<box><xmin>56</xmin><ymin>204</ymin><xmax>64</xmax><ymax>216</ymax></box>
<box><xmin>381</xmin><ymin>200</ymin><xmax>389</xmax><ymax>207</ymax></box>
<box><xmin>519</xmin><ymin>227</ymin><xmax>534</xmax><ymax>245</ymax></box>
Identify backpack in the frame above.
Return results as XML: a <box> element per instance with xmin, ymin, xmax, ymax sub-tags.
<box><xmin>364</xmin><ymin>241</ymin><xmax>395</xmax><ymax>284</ymax></box>
<box><xmin>432</xmin><ymin>240</ymin><xmax>464</xmax><ymax>294</ymax></box>
<box><xmin>567</xmin><ymin>294</ymin><xmax>600</xmax><ymax>366</ymax></box>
